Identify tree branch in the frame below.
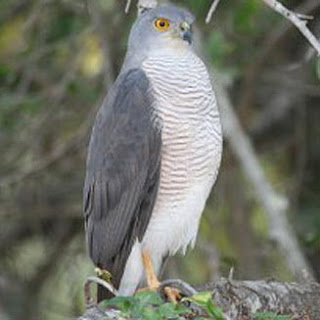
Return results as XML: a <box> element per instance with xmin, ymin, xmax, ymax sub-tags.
<box><xmin>261</xmin><ymin>0</ymin><xmax>320</xmax><ymax>56</ymax></box>
<box><xmin>199</xmin><ymin>279</ymin><xmax>320</xmax><ymax>319</ymax></box>
<box><xmin>205</xmin><ymin>0</ymin><xmax>320</xmax><ymax>56</ymax></box>
<box><xmin>205</xmin><ymin>0</ymin><xmax>221</xmax><ymax>24</ymax></box>
<box><xmin>237</xmin><ymin>0</ymin><xmax>320</xmax><ymax>113</ymax></box>
<box><xmin>76</xmin><ymin>280</ymin><xmax>320</xmax><ymax>319</ymax></box>
<box><xmin>125</xmin><ymin>0</ymin><xmax>132</xmax><ymax>14</ymax></box>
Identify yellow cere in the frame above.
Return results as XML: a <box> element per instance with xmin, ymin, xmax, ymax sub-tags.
<box><xmin>154</xmin><ymin>18</ymin><xmax>170</xmax><ymax>31</ymax></box>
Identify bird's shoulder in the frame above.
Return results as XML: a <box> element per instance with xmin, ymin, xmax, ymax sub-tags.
<box><xmin>86</xmin><ymin>68</ymin><xmax>158</xmax><ymax>173</ymax></box>
<box><xmin>97</xmin><ymin>68</ymin><xmax>151</xmax><ymax>123</ymax></box>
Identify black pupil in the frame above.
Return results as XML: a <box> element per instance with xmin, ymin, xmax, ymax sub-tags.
<box><xmin>159</xmin><ymin>21</ymin><xmax>165</xmax><ymax>27</ymax></box>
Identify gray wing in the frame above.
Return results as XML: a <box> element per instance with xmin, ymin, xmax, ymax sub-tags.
<box><xmin>83</xmin><ymin>68</ymin><xmax>161</xmax><ymax>288</ymax></box>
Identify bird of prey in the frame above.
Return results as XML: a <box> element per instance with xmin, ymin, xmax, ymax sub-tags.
<box><xmin>83</xmin><ymin>4</ymin><xmax>222</xmax><ymax>302</ymax></box>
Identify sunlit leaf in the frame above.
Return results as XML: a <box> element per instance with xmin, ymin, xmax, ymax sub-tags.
<box><xmin>206</xmin><ymin>299</ymin><xmax>224</xmax><ymax>319</ymax></box>
<box><xmin>183</xmin><ymin>291</ymin><xmax>212</xmax><ymax>309</ymax></box>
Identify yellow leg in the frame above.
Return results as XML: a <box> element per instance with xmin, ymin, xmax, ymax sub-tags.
<box><xmin>141</xmin><ymin>251</ymin><xmax>180</xmax><ymax>303</ymax></box>
<box><xmin>141</xmin><ymin>250</ymin><xmax>160</xmax><ymax>289</ymax></box>
<box><xmin>164</xmin><ymin>287</ymin><xmax>180</xmax><ymax>303</ymax></box>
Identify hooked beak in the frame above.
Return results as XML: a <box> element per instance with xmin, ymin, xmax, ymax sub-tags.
<box><xmin>179</xmin><ymin>21</ymin><xmax>192</xmax><ymax>45</ymax></box>
<box><xmin>182</xmin><ymin>30</ymin><xmax>192</xmax><ymax>44</ymax></box>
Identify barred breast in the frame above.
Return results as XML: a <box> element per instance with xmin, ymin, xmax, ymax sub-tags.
<box><xmin>141</xmin><ymin>49</ymin><xmax>222</xmax><ymax>268</ymax></box>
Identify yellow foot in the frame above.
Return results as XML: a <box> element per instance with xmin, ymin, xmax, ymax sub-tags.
<box><xmin>140</xmin><ymin>250</ymin><xmax>181</xmax><ymax>302</ymax></box>
<box><xmin>94</xmin><ymin>267</ymin><xmax>112</xmax><ymax>283</ymax></box>
<box><xmin>164</xmin><ymin>286</ymin><xmax>181</xmax><ymax>303</ymax></box>
<box><xmin>137</xmin><ymin>285</ymin><xmax>181</xmax><ymax>303</ymax></box>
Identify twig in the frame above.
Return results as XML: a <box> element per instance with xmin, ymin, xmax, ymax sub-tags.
<box><xmin>261</xmin><ymin>0</ymin><xmax>320</xmax><ymax>56</ymax></box>
<box><xmin>228</xmin><ymin>267</ymin><xmax>234</xmax><ymax>281</ymax></box>
<box><xmin>238</xmin><ymin>0</ymin><xmax>320</xmax><ymax>113</ymax></box>
<box><xmin>205</xmin><ymin>0</ymin><xmax>221</xmax><ymax>24</ymax></box>
<box><xmin>84</xmin><ymin>276</ymin><xmax>119</xmax><ymax>308</ymax></box>
<box><xmin>125</xmin><ymin>0</ymin><xmax>132</xmax><ymax>13</ymax></box>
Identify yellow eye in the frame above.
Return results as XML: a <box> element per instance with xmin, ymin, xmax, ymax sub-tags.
<box><xmin>154</xmin><ymin>18</ymin><xmax>170</xmax><ymax>31</ymax></box>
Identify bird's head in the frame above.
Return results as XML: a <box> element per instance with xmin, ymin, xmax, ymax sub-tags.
<box><xmin>127</xmin><ymin>5</ymin><xmax>195</xmax><ymax>55</ymax></box>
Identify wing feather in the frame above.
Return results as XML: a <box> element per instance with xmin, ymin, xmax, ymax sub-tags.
<box><xmin>83</xmin><ymin>68</ymin><xmax>161</xmax><ymax>289</ymax></box>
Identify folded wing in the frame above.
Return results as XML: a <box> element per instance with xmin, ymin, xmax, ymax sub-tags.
<box><xmin>83</xmin><ymin>68</ymin><xmax>161</xmax><ymax>290</ymax></box>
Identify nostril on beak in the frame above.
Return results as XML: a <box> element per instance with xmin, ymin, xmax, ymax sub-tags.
<box><xmin>180</xmin><ymin>21</ymin><xmax>192</xmax><ymax>44</ymax></box>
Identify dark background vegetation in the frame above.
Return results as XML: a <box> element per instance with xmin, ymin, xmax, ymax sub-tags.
<box><xmin>0</xmin><ymin>0</ymin><xmax>319</xmax><ymax>319</ymax></box>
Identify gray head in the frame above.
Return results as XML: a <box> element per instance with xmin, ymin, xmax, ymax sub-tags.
<box><xmin>127</xmin><ymin>5</ymin><xmax>195</xmax><ymax>56</ymax></box>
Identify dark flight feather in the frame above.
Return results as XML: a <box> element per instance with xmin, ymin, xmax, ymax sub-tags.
<box><xmin>83</xmin><ymin>68</ymin><xmax>161</xmax><ymax>301</ymax></box>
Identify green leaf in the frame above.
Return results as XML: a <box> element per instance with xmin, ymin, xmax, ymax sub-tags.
<box><xmin>275</xmin><ymin>316</ymin><xmax>292</xmax><ymax>320</ymax></box>
<box><xmin>173</xmin><ymin>303</ymin><xmax>190</xmax><ymax>314</ymax></box>
<box><xmin>159</xmin><ymin>302</ymin><xmax>189</xmax><ymax>318</ymax></box>
<box><xmin>100</xmin><ymin>295</ymin><xmax>135</xmax><ymax>313</ymax></box>
<box><xmin>130</xmin><ymin>300</ymin><xmax>145</xmax><ymax>319</ymax></box>
<box><xmin>141</xmin><ymin>306</ymin><xmax>163</xmax><ymax>320</ymax></box>
<box><xmin>183</xmin><ymin>292</ymin><xmax>224</xmax><ymax>320</ymax></box>
<box><xmin>183</xmin><ymin>291</ymin><xmax>212</xmax><ymax>307</ymax></box>
<box><xmin>134</xmin><ymin>291</ymin><xmax>163</xmax><ymax>306</ymax></box>
<box><xmin>206</xmin><ymin>299</ymin><xmax>224</xmax><ymax>320</ymax></box>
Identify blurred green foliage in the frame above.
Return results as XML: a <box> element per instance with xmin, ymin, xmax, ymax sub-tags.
<box><xmin>0</xmin><ymin>0</ymin><xmax>319</xmax><ymax>319</ymax></box>
<box><xmin>100</xmin><ymin>291</ymin><xmax>189</xmax><ymax>319</ymax></box>
<box><xmin>100</xmin><ymin>291</ymin><xmax>225</xmax><ymax>320</ymax></box>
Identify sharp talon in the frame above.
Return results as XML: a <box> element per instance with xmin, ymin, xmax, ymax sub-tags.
<box><xmin>164</xmin><ymin>286</ymin><xmax>181</xmax><ymax>303</ymax></box>
<box><xmin>158</xmin><ymin>279</ymin><xmax>198</xmax><ymax>298</ymax></box>
<box><xmin>95</xmin><ymin>267</ymin><xmax>112</xmax><ymax>283</ymax></box>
